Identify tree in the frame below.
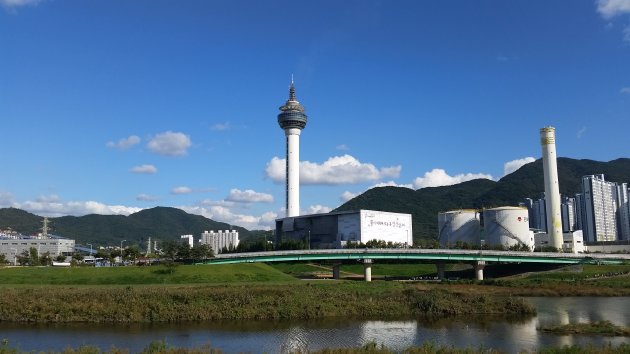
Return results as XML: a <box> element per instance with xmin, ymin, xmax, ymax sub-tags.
<box><xmin>55</xmin><ymin>254</ymin><xmax>67</xmax><ymax>262</ymax></box>
<box><xmin>124</xmin><ymin>246</ymin><xmax>141</xmax><ymax>263</ymax></box>
<box><xmin>177</xmin><ymin>243</ymin><xmax>191</xmax><ymax>260</ymax></box>
<box><xmin>29</xmin><ymin>247</ymin><xmax>40</xmax><ymax>266</ymax></box>
<box><xmin>191</xmin><ymin>244</ymin><xmax>214</xmax><ymax>262</ymax></box>
<box><xmin>0</xmin><ymin>254</ymin><xmax>7</xmax><ymax>265</ymax></box>
<box><xmin>16</xmin><ymin>250</ymin><xmax>30</xmax><ymax>266</ymax></box>
<box><xmin>39</xmin><ymin>251</ymin><xmax>53</xmax><ymax>266</ymax></box>
<box><xmin>72</xmin><ymin>253</ymin><xmax>84</xmax><ymax>262</ymax></box>
<box><xmin>160</xmin><ymin>241</ymin><xmax>179</xmax><ymax>262</ymax></box>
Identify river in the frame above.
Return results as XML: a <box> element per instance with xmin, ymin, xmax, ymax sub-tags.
<box><xmin>1</xmin><ymin>297</ymin><xmax>629</xmax><ymax>353</ymax></box>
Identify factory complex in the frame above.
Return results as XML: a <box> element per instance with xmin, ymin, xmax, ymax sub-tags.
<box><xmin>275</xmin><ymin>209</ymin><xmax>412</xmax><ymax>249</ymax></box>
<box><xmin>0</xmin><ymin>229</ymin><xmax>75</xmax><ymax>264</ymax></box>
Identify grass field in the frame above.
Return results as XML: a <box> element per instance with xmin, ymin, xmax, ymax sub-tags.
<box><xmin>269</xmin><ymin>262</ymin><xmax>438</xmax><ymax>278</ymax></box>
<box><xmin>0</xmin><ymin>281</ymin><xmax>535</xmax><ymax>322</ymax></box>
<box><xmin>0</xmin><ymin>263</ymin><xmax>297</xmax><ymax>286</ymax></box>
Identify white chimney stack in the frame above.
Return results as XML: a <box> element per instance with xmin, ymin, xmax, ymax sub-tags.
<box><xmin>540</xmin><ymin>126</ymin><xmax>563</xmax><ymax>250</ymax></box>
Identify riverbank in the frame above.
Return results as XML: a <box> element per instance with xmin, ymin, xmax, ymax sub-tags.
<box><xmin>1</xmin><ymin>340</ymin><xmax>629</xmax><ymax>354</ymax></box>
<box><xmin>539</xmin><ymin>321</ymin><xmax>630</xmax><ymax>336</ymax></box>
<box><xmin>1</xmin><ymin>263</ymin><xmax>629</xmax><ymax>322</ymax></box>
<box><xmin>0</xmin><ymin>282</ymin><xmax>534</xmax><ymax>322</ymax></box>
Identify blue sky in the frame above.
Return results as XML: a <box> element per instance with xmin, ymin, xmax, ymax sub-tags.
<box><xmin>1</xmin><ymin>0</ymin><xmax>629</xmax><ymax>230</ymax></box>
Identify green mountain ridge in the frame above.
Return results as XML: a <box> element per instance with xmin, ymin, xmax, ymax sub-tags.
<box><xmin>0</xmin><ymin>206</ymin><xmax>254</xmax><ymax>248</ymax></box>
<box><xmin>2</xmin><ymin>157</ymin><xmax>629</xmax><ymax>246</ymax></box>
<box><xmin>335</xmin><ymin>157</ymin><xmax>630</xmax><ymax>241</ymax></box>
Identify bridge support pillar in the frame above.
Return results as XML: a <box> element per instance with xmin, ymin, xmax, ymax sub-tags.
<box><xmin>332</xmin><ymin>264</ymin><xmax>341</xmax><ymax>280</ymax></box>
<box><xmin>436</xmin><ymin>263</ymin><xmax>445</xmax><ymax>280</ymax></box>
<box><xmin>363</xmin><ymin>259</ymin><xmax>373</xmax><ymax>282</ymax></box>
<box><xmin>474</xmin><ymin>261</ymin><xmax>486</xmax><ymax>281</ymax></box>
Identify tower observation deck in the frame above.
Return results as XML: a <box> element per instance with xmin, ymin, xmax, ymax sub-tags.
<box><xmin>278</xmin><ymin>81</ymin><xmax>308</xmax><ymax>217</ymax></box>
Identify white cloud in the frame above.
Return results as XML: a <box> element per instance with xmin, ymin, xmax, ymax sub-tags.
<box><xmin>577</xmin><ymin>126</ymin><xmax>588</xmax><ymax>139</ymax></box>
<box><xmin>15</xmin><ymin>199</ymin><xmax>141</xmax><ymax>217</ymax></box>
<box><xmin>106</xmin><ymin>135</ymin><xmax>140</xmax><ymax>150</ymax></box>
<box><xmin>340</xmin><ymin>191</ymin><xmax>358</xmax><ymax>202</ymax></box>
<box><xmin>180</xmin><ymin>206</ymin><xmax>276</xmax><ymax>230</ymax></box>
<box><xmin>147</xmin><ymin>131</ymin><xmax>192</xmax><ymax>157</ymax></box>
<box><xmin>35</xmin><ymin>194</ymin><xmax>60</xmax><ymax>203</ymax></box>
<box><xmin>136</xmin><ymin>194</ymin><xmax>158</xmax><ymax>202</ymax></box>
<box><xmin>413</xmin><ymin>169</ymin><xmax>493</xmax><ymax>189</ymax></box>
<box><xmin>336</xmin><ymin>144</ymin><xmax>349</xmax><ymax>151</ymax></box>
<box><xmin>226</xmin><ymin>188</ymin><xmax>274</xmax><ymax>203</ymax></box>
<box><xmin>340</xmin><ymin>181</ymin><xmax>413</xmax><ymax>204</ymax></box>
<box><xmin>130</xmin><ymin>164</ymin><xmax>157</xmax><ymax>174</ymax></box>
<box><xmin>623</xmin><ymin>87</ymin><xmax>630</xmax><ymax>94</ymax></box>
<box><xmin>265</xmin><ymin>155</ymin><xmax>402</xmax><ymax>185</ymax></box>
<box><xmin>260</xmin><ymin>211</ymin><xmax>279</xmax><ymax>225</ymax></box>
<box><xmin>199</xmin><ymin>199</ymin><xmax>236</xmax><ymax>207</ymax></box>
<box><xmin>1</xmin><ymin>0</ymin><xmax>41</xmax><ymax>8</ymax></box>
<box><xmin>305</xmin><ymin>205</ymin><xmax>332</xmax><ymax>214</ymax></box>
<box><xmin>503</xmin><ymin>157</ymin><xmax>535</xmax><ymax>176</ymax></box>
<box><xmin>369</xmin><ymin>181</ymin><xmax>414</xmax><ymax>189</ymax></box>
<box><xmin>171</xmin><ymin>186</ymin><xmax>192</xmax><ymax>195</ymax></box>
<box><xmin>0</xmin><ymin>191</ymin><xmax>15</xmax><ymax>207</ymax></box>
<box><xmin>597</xmin><ymin>0</ymin><xmax>630</xmax><ymax>18</ymax></box>
<box><xmin>211</xmin><ymin>122</ymin><xmax>230</xmax><ymax>131</ymax></box>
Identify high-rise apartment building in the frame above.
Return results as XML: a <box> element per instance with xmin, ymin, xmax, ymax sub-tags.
<box><xmin>575</xmin><ymin>193</ymin><xmax>585</xmax><ymax>231</ymax></box>
<box><xmin>582</xmin><ymin>175</ymin><xmax>618</xmax><ymax>242</ymax></box>
<box><xmin>200</xmin><ymin>230</ymin><xmax>239</xmax><ymax>253</ymax></box>
<box><xmin>561</xmin><ymin>197</ymin><xmax>576</xmax><ymax>232</ymax></box>
<box><xmin>616</xmin><ymin>183</ymin><xmax>630</xmax><ymax>240</ymax></box>
<box><xmin>531</xmin><ymin>197</ymin><xmax>547</xmax><ymax>232</ymax></box>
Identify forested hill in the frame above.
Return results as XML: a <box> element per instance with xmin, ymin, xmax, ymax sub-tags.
<box><xmin>335</xmin><ymin>158</ymin><xmax>630</xmax><ymax>242</ymax></box>
<box><xmin>0</xmin><ymin>206</ymin><xmax>253</xmax><ymax>247</ymax></box>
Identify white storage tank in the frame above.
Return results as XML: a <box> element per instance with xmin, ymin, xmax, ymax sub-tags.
<box><xmin>483</xmin><ymin>206</ymin><xmax>534</xmax><ymax>250</ymax></box>
<box><xmin>437</xmin><ymin>210</ymin><xmax>480</xmax><ymax>247</ymax></box>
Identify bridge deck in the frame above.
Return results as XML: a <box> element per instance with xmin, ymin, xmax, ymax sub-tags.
<box><xmin>199</xmin><ymin>248</ymin><xmax>630</xmax><ymax>265</ymax></box>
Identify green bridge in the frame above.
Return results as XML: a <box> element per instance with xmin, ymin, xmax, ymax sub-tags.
<box><xmin>200</xmin><ymin>249</ymin><xmax>630</xmax><ymax>281</ymax></box>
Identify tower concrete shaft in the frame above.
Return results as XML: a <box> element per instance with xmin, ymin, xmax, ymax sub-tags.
<box><xmin>540</xmin><ymin>127</ymin><xmax>563</xmax><ymax>249</ymax></box>
<box><xmin>278</xmin><ymin>81</ymin><xmax>308</xmax><ymax>217</ymax></box>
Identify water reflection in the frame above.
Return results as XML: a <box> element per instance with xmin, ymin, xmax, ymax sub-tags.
<box><xmin>1</xmin><ymin>297</ymin><xmax>629</xmax><ymax>353</ymax></box>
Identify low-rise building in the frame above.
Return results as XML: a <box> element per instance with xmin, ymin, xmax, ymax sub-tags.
<box><xmin>0</xmin><ymin>236</ymin><xmax>75</xmax><ymax>264</ymax></box>
<box><xmin>534</xmin><ymin>230</ymin><xmax>584</xmax><ymax>253</ymax></box>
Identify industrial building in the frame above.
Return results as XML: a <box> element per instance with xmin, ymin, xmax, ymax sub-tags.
<box><xmin>483</xmin><ymin>207</ymin><xmax>534</xmax><ymax>250</ymax></box>
<box><xmin>200</xmin><ymin>230</ymin><xmax>239</xmax><ymax>253</ymax></box>
<box><xmin>438</xmin><ymin>207</ymin><xmax>534</xmax><ymax>250</ymax></box>
<box><xmin>275</xmin><ymin>210</ymin><xmax>412</xmax><ymax>249</ymax></box>
<box><xmin>0</xmin><ymin>235</ymin><xmax>75</xmax><ymax>264</ymax></box>
<box><xmin>534</xmin><ymin>230</ymin><xmax>585</xmax><ymax>253</ymax></box>
<box><xmin>437</xmin><ymin>209</ymin><xmax>480</xmax><ymax>247</ymax></box>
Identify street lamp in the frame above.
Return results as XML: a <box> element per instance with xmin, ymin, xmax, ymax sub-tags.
<box><xmin>120</xmin><ymin>240</ymin><xmax>126</xmax><ymax>264</ymax></box>
<box><xmin>87</xmin><ymin>243</ymin><xmax>92</xmax><ymax>255</ymax></box>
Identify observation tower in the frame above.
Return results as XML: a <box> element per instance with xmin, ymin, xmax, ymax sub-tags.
<box><xmin>278</xmin><ymin>80</ymin><xmax>308</xmax><ymax>217</ymax></box>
